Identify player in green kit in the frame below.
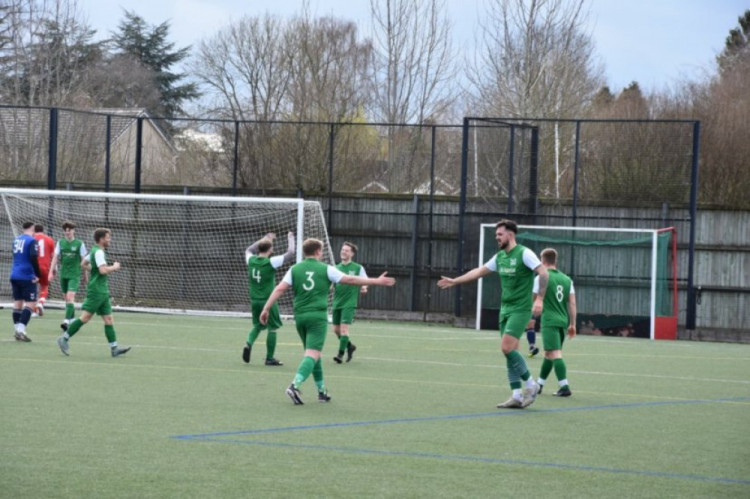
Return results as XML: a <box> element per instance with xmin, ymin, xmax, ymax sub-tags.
<box><xmin>243</xmin><ymin>232</ymin><xmax>295</xmax><ymax>366</ymax></box>
<box><xmin>48</xmin><ymin>221</ymin><xmax>87</xmax><ymax>330</ymax></box>
<box><xmin>260</xmin><ymin>238</ymin><xmax>396</xmax><ymax>405</ymax></box>
<box><xmin>332</xmin><ymin>241</ymin><xmax>368</xmax><ymax>364</ymax></box>
<box><xmin>56</xmin><ymin>228</ymin><xmax>130</xmax><ymax>358</ymax></box>
<box><xmin>533</xmin><ymin>248</ymin><xmax>577</xmax><ymax>397</ymax></box>
<box><xmin>438</xmin><ymin>219</ymin><xmax>548</xmax><ymax>409</ymax></box>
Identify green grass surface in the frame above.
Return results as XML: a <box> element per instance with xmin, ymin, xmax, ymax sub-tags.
<box><xmin>1</xmin><ymin>310</ymin><xmax>749</xmax><ymax>498</ymax></box>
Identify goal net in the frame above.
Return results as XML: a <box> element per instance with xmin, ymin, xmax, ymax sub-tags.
<box><xmin>477</xmin><ymin>224</ymin><xmax>678</xmax><ymax>340</ymax></box>
<box><xmin>0</xmin><ymin>188</ymin><xmax>335</xmax><ymax>317</ymax></box>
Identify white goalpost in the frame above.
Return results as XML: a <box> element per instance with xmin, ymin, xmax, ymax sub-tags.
<box><xmin>476</xmin><ymin>224</ymin><xmax>678</xmax><ymax>340</ymax></box>
<box><xmin>0</xmin><ymin>188</ymin><xmax>335</xmax><ymax>317</ymax></box>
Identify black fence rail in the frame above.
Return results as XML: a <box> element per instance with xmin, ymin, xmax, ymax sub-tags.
<box><xmin>0</xmin><ymin>105</ymin><xmax>700</xmax><ymax>326</ymax></box>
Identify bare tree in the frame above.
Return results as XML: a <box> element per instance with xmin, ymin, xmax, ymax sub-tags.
<box><xmin>369</xmin><ymin>0</ymin><xmax>457</xmax><ymax>193</ymax></box>
<box><xmin>0</xmin><ymin>0</ymin><xmax>101</xmax><ymax>106</ymax></box>
<box><xmin>468</xmin><ymin>0</ymin><xmax>603</xmax><ymax>202</ymax></box>
<box><xmin>192</xmin><ymin>14</ymin><xmax>290</xmax><ymax>122</ymax></box>
<box><xmin>470</xmin><ymin>0</ymin><xmax>603</xmax><ymax>118</ymax></box>
<box><xmin>369</xmin><ymin>0</ymin><xmax>457</xmax><ymax>124</ymax></box>
<box><xmin>285</xmin><ymin>11</ymin><xmax>374</xmax><ymax>121</ymax></box>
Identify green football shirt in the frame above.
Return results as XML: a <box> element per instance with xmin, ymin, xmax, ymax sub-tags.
<box><xmin>332</xmin><ymin>261</ymin><xmax>366</xmax><ymax>310</ymax></box>
<box><xmin>247</xmin><ymin>254</ymin><xmax>284</xmax><ymax>301</ymax></box>
<box><xmin>87</xmin><ymin>245</ymin><xmax>110</xmax><ymax>297</ymax></box>
<box><xmin>57</xmin><ymin>238</ymin><xmax>86</xmax><ymax>279</ymax></box>
<box><xmin>284</xmin><ymin>258</ymin><xmax>344</xmax><ymax>314</ymax></box>
<box><xmin>490</xmin><ymin>244</ymin><xmax>541</xmax><ymax>314</ymax></box>
<box><xmin>535</xmin><ymin>268</ymin><xmax>574</xmax><ymax>328</ymax></box>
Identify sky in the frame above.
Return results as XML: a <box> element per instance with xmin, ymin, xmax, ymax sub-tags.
<box><xmin>80</xmin><ymin>0</ymin><xmax>747</xmax><ymax>93</ymax></box>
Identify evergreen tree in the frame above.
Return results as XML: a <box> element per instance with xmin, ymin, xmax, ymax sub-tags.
<box><xmin>717</xmin><ymin>10</ymin><xmax>750</xmax><ymax>75</ymax></box>
<box><xmin>111</xmin><ymin>10</ymin><xmax>199</xmax><ymax>117</ymax></box>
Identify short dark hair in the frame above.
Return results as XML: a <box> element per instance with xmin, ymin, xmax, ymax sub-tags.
<box><xmin>93</xmin><ymin>228</ymin><xmax>111</xmax><ymax>243</ymax></box>
<box><xmin>342</xmin><ymin>241</ymin><xmax>358</xmax><ymax>254</ymax></box>
<box><xmin>62</xmin><ymin>221</ymin><xmax>76</xmax><ymax>230</ymax></box>
<box><xmin>22</xmin><ymin>222</ymin><xmax>34</xmax><ymax>230</ymax></box>
<box><xmin>34</xmin><ymin>223</ymin><xmax>44</xmax><ymax>233</ymax></box>
<box><xmin>541</xmin><ymin>248</ymin><xmax>558</xmax><ymax>265</ymax></box>
<box><xmin>495</xmin><ymin>219</ymin><xmax>518</xmax><ymax>233</ymax></box>
<box><xmin>302</xmin><ymin>238</ymin><xmax>323</xmax><ymax>256</ymax></box>
<box><xmin>257</xmin><ymin>238</ymin><xmax>273</xmax><ymax>253</ymax></box>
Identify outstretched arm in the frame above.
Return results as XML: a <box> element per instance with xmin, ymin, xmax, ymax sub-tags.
<box><xmin>340</xmin><ymin>272</ymin><xmax>395</xmax><ymax>288</ymax></box>
<box><xmin>281</xmin><ymin>232</ymin><xmax>296</xmax><ymax>265</ymax></box>
<box><xmin>437</xmin><ymin>266</ymin><xmax>493</xmax><ymax>289</ymax></box>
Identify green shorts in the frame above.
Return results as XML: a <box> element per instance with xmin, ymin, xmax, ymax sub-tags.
<box><xmin>252</xmin><ymin>301</ymin><xmax>281</xmax><ymax>330</ymax></box>
<box><xmin>332</xmin><ymin>308</ymin><xmax>356</xmax><ymax>325</ymax></box>
<box><xmin>541</xmin><ymin>326</ymin><xmax>566</xmax><ymax>351</ymax></box>
<box><xmin>60</xmin><ymin>276</ymin><xmax>81</xmax><ymax>293</ymax></box>
<box><xmin>294</xmin><ymin>311</ymin><xmax>328</xmax><ymax>351</ymax></box>
<box><xmin>499</xmin><ymin>310</ymin><xmax>532</xmax><ymax>339</ymax></box>
<box><xmin>81</xmin><ymin>293</ymin><xmax>112</xmax><ymax>316</ymax></box>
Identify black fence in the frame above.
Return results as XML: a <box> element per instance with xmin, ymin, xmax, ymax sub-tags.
<box><xmin>0</xmin><ymin>105</ymin><xmax>700</xmax><ymax>326</ymax></box>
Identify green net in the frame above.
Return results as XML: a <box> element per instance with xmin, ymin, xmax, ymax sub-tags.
<box><xmin>479</xmin><ymin>226</ymin><xmax>674</xmax><ymax>338</ymax></box>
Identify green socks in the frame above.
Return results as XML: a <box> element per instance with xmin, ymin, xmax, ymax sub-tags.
<box><xmin>539</xmin><ymin>358</ymin><xmax>554</xmax><ymax>381</ymax></box>
<box><xmin>505</xmin><ymin>350</ymin><xmax>531</xmax><ymax>388</ymax></box>
<box><xmin>266</xmin><ymin>331</ymin><xmax>277</xmax><ymax>359</ymax></box>
<box><xmin>293</xmin><ymin>356</ymin><xmax>316</xmax><ymax>387</ymax></box>
<box><xmin>104</xmin><ymin>324</ymin><xmax>116</xmax><ymax>344</ymax></box>
<box><xmin>553</xmin><ymin>358</ymin><xmax>567</xmax><ymax>383</ymax></box>
<box><xmin>66</xmin><ymin>318</ymin><xmax>83</xmax><ymax>338</ymax></box>
<box><xmin>246</xmin><ymin>327</ymin><xmax>261</xmax><ymax>346</ymax></box>
<box><xmin>312</xmin><ymin>359</ymin><xmax>325</xmax><ymax>393</ymax></box>
<box><xmin>65</xmin><ymin>303</ymin><xmax>75</xmax><ymax>320</ymax></box>
<box><xmin>338</xmin><ymin>335</ymin><xmax>349</xmax><ymax>356</ymax></box>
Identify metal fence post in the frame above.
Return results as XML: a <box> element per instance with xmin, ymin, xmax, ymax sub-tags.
<box><xmin>456</xmin><ymin>118</ymin><xmax>470</xmax><ymax>317</ymax></box>
<box><xmin>686</xmin><ymin>121</ymin><xmax>701</xmax><ymax>330</ymax></box>
<box><xmin>232</xmin><ymin>120</ymin><xmax>239</xmax><ymax>196</ymax></box>
<box><xmin>528</xmin><ymin>126</ymin><xmax>539</xmax><ymax>221</ymax></box>
<box><xmin>135</xmin><ymin>117</ymin><xmax>143</xmax><ymax>193</ymax></box>
<box><xmin>572</xmin><ymin>120</ymin><xmax>581</xmax><ymax>225</ymax></box>
<box><xmin>508</xmin><ymin>125</ymin><xmax>515</xmax><ymax>213</ymax></box>
<box><xmin>328</xmin><ymin>123</ymin><xmax>335</xmax><ymax>232</ymax></box>
<box><xmin>47</xmin><ymin>108</ymin><xmax>58</xmax><ymax>190</ymax></box>
<box><xmin>105</xmin><ymin>115</ymin><xmax>111</xmax><ymax>192</ymax></box>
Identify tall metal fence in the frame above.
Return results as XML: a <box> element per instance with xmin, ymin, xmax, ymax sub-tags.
<box><xmin>0</xmin><ymin>105</ymin><xmax>704</xmax><ymax>327</ymax></box>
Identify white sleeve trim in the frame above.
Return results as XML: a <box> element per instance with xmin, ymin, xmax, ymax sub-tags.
<box><xmin>358</xmin><ymin>266</ymin><xmax>368</xmax><ymax>278</ymax></box>
<box><xmin>79</xmin><ymin>243</ymin><xmax>87</xmax><ymax>257</ymax></box>
<box><xmin>570</xmin><ymin>281</ymin><xmax>575</xmax><ymax>294</ymax></box>
<box><xmin>523</xmin><ymin>248</ymin><xmax>541</xmax><ymax>271</ymax></box>
<box><xmin>484</xmin><ymin>256</ymin><xmax>497</xmax><ymax>272</ymax></box>
<box><xmin>328</xmin><ymin>265</ymin><xmax>346</xmax><ymax>283</ymax></box>
<box><xmin>270</xmin><ymin>255</ymin><xmax>285</xmax><ymax>269</ymax></box>
<box><xmin>94</xmin><ymin>250</ymin><xmax>107</xmax><ymax>268</ymax></box>
<box><xmin>282</xmin><ymin>268</ymin><xmax>293</xmax><ymax>285</ymax></box>
<box><xmin>532</xmin><ymin>275</ymin><xmax>540</xmax><ymax>294</ymax></box>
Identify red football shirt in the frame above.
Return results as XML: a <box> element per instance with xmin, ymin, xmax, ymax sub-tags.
<box><xmin>33</xmin><ymin>233</ymin><xmax>55</xmax><ymax>269</ymax></box>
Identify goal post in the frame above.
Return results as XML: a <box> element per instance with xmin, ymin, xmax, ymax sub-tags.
<box><xmin>477</xmin><ymin>224</ymin><xmax>678</xmax><ymax>340</ymax></box>
<box><xmin>0</xmin><ymin>188</ymin><xmax>335</xmax><ymax>317</ymax></box>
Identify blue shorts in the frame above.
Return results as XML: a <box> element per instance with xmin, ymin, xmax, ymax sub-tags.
<box><xmin>10</xmin><ymin>279</ymin><xmax>38</xmax><ymax>302</ymax></box>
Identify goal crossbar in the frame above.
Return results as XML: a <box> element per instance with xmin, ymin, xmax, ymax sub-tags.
<box><xmin>0</xmin><ymin>188</ymin><xmax>334</xmax><ymax>318</ymax></box>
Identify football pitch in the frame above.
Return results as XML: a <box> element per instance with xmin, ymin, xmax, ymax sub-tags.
<box><xmin>1</xmin><ymin>310</ymin><xmax>749</xmax><ymax>498</ymax></box>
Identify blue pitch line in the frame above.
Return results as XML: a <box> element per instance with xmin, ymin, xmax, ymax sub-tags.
<box><xmin>170</xmin><ymin>397</ymin><xmax>750</xmax><ymax>486</ymax></box>
<box><xmin>172</xmin><ymin>396</ymin><xmax>750</xmax><ymax>440</ymax></box>
<box><xmin>176</xmin><ymin>437</ymin><xmax>750</xmax><ymax>486</ymax></box>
